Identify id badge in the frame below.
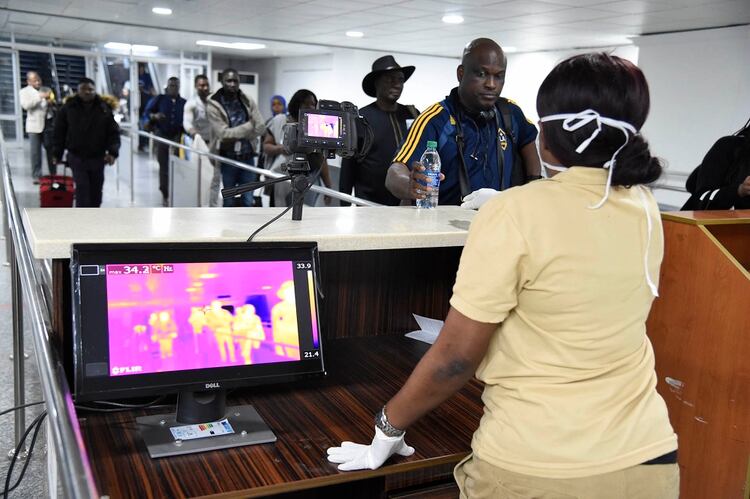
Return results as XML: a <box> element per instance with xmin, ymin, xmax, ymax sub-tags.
<box><xmin>234</xmin><ymin>141</ymin><xmax>242</xmax><ymax>154</ymax></box>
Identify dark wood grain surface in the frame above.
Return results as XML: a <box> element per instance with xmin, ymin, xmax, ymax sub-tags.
<box><xmin>319</xmin><ymin>248</ymin><xmax>462</xmax><ymax>340</ymax></box>
<box><xmin>78</xmin><ymin>336</ymin><xmax>483</xmax><ymax>498</ymax></box>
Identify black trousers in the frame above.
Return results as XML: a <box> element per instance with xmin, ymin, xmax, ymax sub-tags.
<box><xmin>68</xmin><ymin>153</ymin><xmax>105</xmax><ymax>208</ymax></box>
<box><xmin>156</xmin><ymin>134</ymin><xmax>181</xmax><ymax>200</ymax></box>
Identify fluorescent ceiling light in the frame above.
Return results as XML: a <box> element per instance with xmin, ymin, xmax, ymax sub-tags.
<box><xmin>195</xmin><ymin>40</ymin><xmax>266</xmax><ymax>50</ymax></box>
<box><xmin>503</xmin><ymin>46</ymin><xmax>518</xmax><ymax>53</ymax></box>
<box><xmin>442</xmin><ymin>14</ymin><xmax>464</xmax><ymax>24</ymax></box>
<box><xmin>133</xmin><ymin>44</ymin><xmax>159</xmax><ymax>53</ymax></box>
<box><xmin>104</xmin><ymin>42</ymin><xmax>158</xmax><ymax>53</ymax></box>
<box><xmin>346</xmin><ymin>31</ymin><xmax>364</xmax><ymax>38</ymax></box>
<box><xmin>104</xmin><ymin>42</ymin><xmax>131</xmax><ymax>51</ymax></box>
<box><xmin>152</xmin><ymin>7</ymin><xmax>172</xmax><ymax>15</ymax></box>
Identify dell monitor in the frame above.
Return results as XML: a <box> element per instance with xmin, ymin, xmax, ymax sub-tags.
<box><xmin>71</xmin><ymin>242</ymin><xmax>325</xmax><ymax>457</ymax></box>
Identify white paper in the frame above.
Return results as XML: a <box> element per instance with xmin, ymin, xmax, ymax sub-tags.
<box><xmin>404</xmin><ymin>313</ymin><xmax>444</xmax><ymax>345</ymax></box>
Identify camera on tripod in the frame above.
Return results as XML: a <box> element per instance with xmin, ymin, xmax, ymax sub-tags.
<box><xmin>282</xmin><ymin>100</ymin><xmax>372</xmax><ymax>164</ymax></box>
<box><xmin>221</xmin><ymin>99</ymin><xmax>372</xmax><ymax>222</ymax></box>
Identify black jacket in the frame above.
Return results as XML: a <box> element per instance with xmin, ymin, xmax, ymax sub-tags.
<box><xmin>53</xmin><ymin>95</ymin><xmax>120</xmax><ymax>160</ymax></box>
<box><xmin>682</xmin><ymin>134</ymin><xmax>750</xmax><ymax>210</ymax></box>
<box><xmin>339</xmin><ymin>102</ymin><xmax>419</xmax><ymax>205</ymax></box>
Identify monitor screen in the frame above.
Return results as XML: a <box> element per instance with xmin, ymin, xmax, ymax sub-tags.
<box><xmin>71</xmin><ymin>242</ymin><xmax>325</xmax><ymax>402</ymax></box>
<box><xmin>305</xmin><ymin>112</ymin><xmax>342</xmax><ymax>139</ymax></box>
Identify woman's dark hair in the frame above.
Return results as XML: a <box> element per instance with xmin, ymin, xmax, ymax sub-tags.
<box><xmin>287</xmin><ymin>89</ymin><xmax>317</xmax><ymax>121</ymax></box>
<box><xmin>537</xmin><ymin>53</ymin><xmax>662</xmax><ymax>186</ymax></box>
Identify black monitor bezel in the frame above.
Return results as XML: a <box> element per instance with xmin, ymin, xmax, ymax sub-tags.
<box><xmin>71</xmin><ymin>241</ymin><xmax>325</xmax><ymax>402</ymax></box>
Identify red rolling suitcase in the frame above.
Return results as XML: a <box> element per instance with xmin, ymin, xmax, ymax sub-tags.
<box><xmin>40</xmin><ymin>166</ymin><xmax>75</xmax><ymax>207</ymax></box>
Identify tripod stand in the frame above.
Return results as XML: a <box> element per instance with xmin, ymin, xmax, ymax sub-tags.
<box><xmin>220</xmin><ymin>154</ymin><xmax>314</xmax><ymax>222</ymax></box>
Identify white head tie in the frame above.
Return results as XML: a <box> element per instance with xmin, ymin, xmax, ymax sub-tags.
<box><xmin>540</xmin><ymin>109</ymin><xmax>637</xmax><ymax>209</ymax></box>
<box><xmin>538</xmin><ymin>110</ymin><xmax>657</xmax><ymax>297</ymax></box>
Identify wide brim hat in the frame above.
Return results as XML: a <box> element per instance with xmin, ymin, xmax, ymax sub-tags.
<box><xmin>362</xmin><ymin>55</ymin><xmax>415</xmax><ymax>98</ymax></box>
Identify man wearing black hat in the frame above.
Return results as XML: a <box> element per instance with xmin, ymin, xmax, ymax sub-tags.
<box><xmin>339</xmin><ymin>55</ymin><xmax>419</xmax><ymax>205</ymax></box>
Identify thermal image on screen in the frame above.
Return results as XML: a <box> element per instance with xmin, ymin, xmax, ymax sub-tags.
<box><xmin>105</xmin><ymin>261</ymin><xmax>302</xmax><ymax>377</ymax></box>
<box><xmin>306</xmin><ymin>114</ymin><xmax>340</xmax><ymax>139</ymax></box>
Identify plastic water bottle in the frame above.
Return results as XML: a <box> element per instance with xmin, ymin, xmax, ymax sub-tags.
<box><xmin>416</xmin><ymin>141</ymin><xmax>441</xmax><ymax>209</ymax></box>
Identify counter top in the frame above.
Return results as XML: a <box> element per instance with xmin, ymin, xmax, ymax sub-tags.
<box><xmin>23</xmin><ymin>206</ymin><xmax>476</xmax><ymax>259</ymax></box>
<box><xmin>661</xmin><ymin>209</ymin><xmax>750</xmax><ymax>225</ymax></box>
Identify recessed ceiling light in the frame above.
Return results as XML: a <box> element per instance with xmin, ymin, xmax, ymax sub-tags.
<box><xmin>346</xmin><ymin>31</ymin><xmax>364</xmax><ymax>38</ymax></box>
<box><xmin>152</xmin><ymin>7</ymin><xmax>172</xmax><ymax>15</ymax></box>
<box><xmin>195</xmin><ymin>40</ymin><xmax>266</xmax><ymax>50</ymax></box>
<box><xmin>503</xmin><ymin>46</ymin><xmax>518</xmax><ymax>53</ymax></box>
<box><xmin>442</xmin><ymin>14</ymin><xmax>464</xmax><ymax>24</ymax></box>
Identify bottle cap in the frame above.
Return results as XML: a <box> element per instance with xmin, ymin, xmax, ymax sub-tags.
<box><xmin>426</xmin><ymin>140</ymin><xmax>437</xmax><ymax>149</ymax></box>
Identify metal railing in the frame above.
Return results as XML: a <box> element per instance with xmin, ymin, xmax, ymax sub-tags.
<box><xmin>122</xmin><ymin>128</ymin><xmax>382</xmax><ymax>207</ymax></box>
<box><xmin>0</xmin><ymin>130</ymin><xmax>98</xmax><ymax>498</ymax></box>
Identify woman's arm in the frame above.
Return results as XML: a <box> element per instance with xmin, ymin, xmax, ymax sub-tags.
<box><xmin>262</xmin><ymin>131</ymin><xmax>284</xmax><ymax>156</ymax></box>
<box><xmin>385</xmin><ymin>307</ymin><xmax>497</xmax><ymax>430</ymax></box>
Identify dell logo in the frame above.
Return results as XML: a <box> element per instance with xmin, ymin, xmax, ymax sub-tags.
<box><xmin>205</xmin><ymin>382</ymin><xmax>221</xmax><ymax>389</ymax></box>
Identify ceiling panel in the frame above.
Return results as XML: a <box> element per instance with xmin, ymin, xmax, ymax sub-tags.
<box><xmin>0</xmin><ymin>0</ymin><xmax>747</xmax><ymax>58</ymax></box>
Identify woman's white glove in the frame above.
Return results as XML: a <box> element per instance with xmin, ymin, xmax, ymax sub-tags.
<box><xmin>460</xmin><ymin>188</ymin><xmax>501</xmax><ymax>210</ymax></box>
<box><xmin>326</xmin><ymin>427</ymin><xmax>415</xmax><ymax>471</ymax></box>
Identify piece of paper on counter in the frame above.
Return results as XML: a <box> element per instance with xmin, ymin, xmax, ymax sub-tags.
<box><xmin>404</xmin><ymin>313</ymin><xmax>444</xmax><ymax>345</ymax></box>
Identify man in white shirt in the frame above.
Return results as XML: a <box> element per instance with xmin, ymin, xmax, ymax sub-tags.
<box><xmin>183</xmin><ymin>74</ymin><xmax>220</xmax><ymax>206</ymax></box>
<box><xmin>19</xmin><ymin>71</ymin><xmax>50</xmax><ymax>183</ymax></box>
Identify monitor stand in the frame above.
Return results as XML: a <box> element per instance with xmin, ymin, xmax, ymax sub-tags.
<box><xmin>136</xmin><ymin>390</ymin><xmax>276</xmax><ymax>458</ymax></box>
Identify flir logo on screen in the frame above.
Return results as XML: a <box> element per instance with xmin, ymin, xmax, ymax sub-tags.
<box><xmin>111</xmin><ymin>365</ymin><xmax>143</xmax><ymax>375</ymax></box>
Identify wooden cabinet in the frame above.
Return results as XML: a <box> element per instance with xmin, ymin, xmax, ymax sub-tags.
<box><xmin>647</xmin><ymin>210</ymin><xmax>750</xmax><ymax>499</ymax></box>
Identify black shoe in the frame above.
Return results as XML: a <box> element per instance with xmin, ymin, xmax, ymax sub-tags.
<box><xmin>162</xmin><ymin>198</ymin><xmax>169</xmax><ymax>207</ymax></box>
<box><xmin>32</xmin><ymin>178</ymin><xmax>40</xmax><ymax>185</ymax></box>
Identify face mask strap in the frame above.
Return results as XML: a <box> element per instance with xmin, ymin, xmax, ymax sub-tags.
<box><xmin>539</xmin><ymin>110</ymin><xmax>637</xmax><ymax>208</ymax></box>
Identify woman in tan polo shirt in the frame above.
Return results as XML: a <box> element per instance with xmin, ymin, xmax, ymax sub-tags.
<box><xmin>328</xmin><ymin>53</ymin><xmax>678</xmax><ymax>499</ymax></box>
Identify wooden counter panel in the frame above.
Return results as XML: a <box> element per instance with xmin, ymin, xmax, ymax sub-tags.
<box><xmin>647</xmin><ymin>220</ymin><xmax>750</xmax><ymax>499</ymax></box>
<box><xmin>705</xmin><ymin>224</ymin><xmax>750</xmax><ymax>273</ymax></box>
<box><xmin>319</xmin><ymin>248</ymin><xmax>461</xmax><ymax>340</ymax></box>
<box><xmin>79</xmin><ymin>336</ymin><xmax>482</xmax><ymax>498</ymax></box>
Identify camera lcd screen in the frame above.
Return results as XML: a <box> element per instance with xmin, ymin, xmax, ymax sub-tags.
<box><xmin>305</xmin><ymin>113</ymin><xmax>342</xmax><ymax>139</ymax></box>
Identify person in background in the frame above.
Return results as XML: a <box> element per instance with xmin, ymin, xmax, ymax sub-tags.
<box><xmin>183</xmin><ymin>74</ymin><xmax>221</xmax><ymax>207</ymax></box>
<box><xmin>681</xmin><ymin>118</ymin><xmax>750</xmax><ymax>210</ymax></box>
<box><xmin>339</xmin><ymin>55</ymin><xmax>419</xmax><ymax>206</ymax></box>
<box><xmin>40</xmin><ymin>86</ymin><xmax>58</xmax><ymax>177</ymax></box>
<box><xmin>142</xmin><ymin>76</ymin><xmax>185</xmax><ymax>206</ymax></box>
<box><xmin>53</xmin><ymin>78</ymin><xmax>120</xmax><ymax>207</ymax></box>
<box><xmin>262</xmin><ymin>89</ymin><xmax>332</xmax><ymax>207</ymax></box>
<box><xmin>385</xmin><ymin>38</ymin><xmax>540</xmax><ymax>207</ymax></box>
<box><xmin>254</xmin><ymin>94</ymin><xmax>288</xmax><ymax>207</ymax></box>
<box><xmin>270</xmin><ymin>95</ymin><xmax>286</xmax><ymax>117</ymax></box>
<box><xmin>137</xmin><ymin>64</ymin><xmax>157</xmax><ymax>152</ymax></box>
<box><xmin>328</xmin><ymin>53</ymin><xmax>678</xmax><ymax>499</ymax></box>
<box><xmin>19</xmin><ymin>71</ymin><xmax>51</xmax><ymax>183</ymax></box>
<box><xmin>207</xmin><ymin>68</ymin><xmax>265</xmax><ymax>207</ymax></box>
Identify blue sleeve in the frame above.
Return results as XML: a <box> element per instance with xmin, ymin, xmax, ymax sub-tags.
<box><xmin>510</xmin><ymin>102</ymin><xmax>537</xmax><ymax>147</ymax></box>
<box><xmin>140</xmin><ymin>95</ymin><xmax>158</xmax><ymax>128</ymax></box>
<box><xmin>393</xmin><ymin>103</ymin><xmax>444</xmax><ymax>168</ymax></box>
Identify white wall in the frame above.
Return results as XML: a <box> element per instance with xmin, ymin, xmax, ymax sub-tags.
<box><xmin>503</xmin><ymin>46</ymin><xmax>639</xmax><ymax>123</ymax></box>
<box><xmin>637</xmin><ymin>26</ymin><xmax>750</xmax><ymax>178</ymax></box>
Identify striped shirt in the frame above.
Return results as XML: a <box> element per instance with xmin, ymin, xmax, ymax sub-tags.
<box><xmin>393</xmin><ymin>88</ymin><xmax>537</xmax><ymax>205</ymax></box>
